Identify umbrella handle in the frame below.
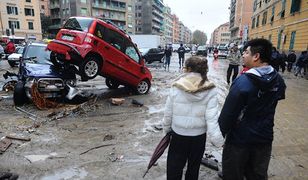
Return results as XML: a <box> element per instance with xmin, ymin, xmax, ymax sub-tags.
<box><xmin>142</xmin><ymin>169</ymin><xmax>149</xmax><ymax>178</ymax></box>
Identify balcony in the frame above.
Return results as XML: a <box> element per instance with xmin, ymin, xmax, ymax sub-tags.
<box><xmin>92</xmin><ymin>3</ymin><xmax>126</xmax><ymax>12</ymax></box>
<box><xmin>152</xmin><ymin>9</ymin><xmax>164</xmax><ymax>19</ymax></box>
<box><xmin>50</xmin><ymin>3</ymin><xmax>60</xmax><ymax>9</ymax></box>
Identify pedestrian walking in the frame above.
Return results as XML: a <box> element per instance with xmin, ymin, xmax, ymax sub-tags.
<box><xmin>287</xmin><ymin>50</ymin><xmax>296</xmax><ymax>72</ymax></box>
<box><xmin>4</xmin><ymin>40</ymin><xmax>15</xmax><ymax>55</ymax></box>
<box><xmin>270</xmin><ymin>47</ymin><xmax>281</xmax><ymax>72</ymax></box>
<box><xmin>294</xmin><ymin>51</ymin><xmax>308</xmax><ymax>77</ymax></box>
<box><xmin>163</xmin><ymin>56</ymin><xmax>224</xmax><ymax>180</ymax></box>
<box><xmin>280</xmin><ymin>51</ymin><xmax>287</xmax><ymax>73</ymax></box>
<box><xmin>218</xmin><ymin>38</ymin><xmax>286</xmax><ymax>180</ymax></box>
<box><xmin>177</xmin><ymin>44</ymin><xmax>186</xmax><ymax>69</ymax></box>
<box><xmin>164</xmin><ymin>45</ymin><xmax>172</xmax><ymax>71</ymax></box>
<box><xmin>226</xmin><ymin>45</ymin><xmax>241</xmax><ymax>84</ymax></box>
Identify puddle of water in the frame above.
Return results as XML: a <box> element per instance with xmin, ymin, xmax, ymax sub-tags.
<box><xmin>41</xmin><ymin>167</ymin><xmax>88</xmax><ymax>180</ymax></box>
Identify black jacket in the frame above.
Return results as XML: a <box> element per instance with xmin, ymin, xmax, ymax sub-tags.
<box><xmin>219</xmin><ymin>66</ymin><xmax>286</xmax><ymax>145</ymax></box>
<box><xmin>177</xmin><ymin>46</ymin><xmax>185</xmax><ymax>57</ymax></box>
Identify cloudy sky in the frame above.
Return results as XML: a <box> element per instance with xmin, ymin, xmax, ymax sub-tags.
<box><xmin>163</xmin><ymin>0</ymin><xmax>230</xmax><ymax>38</ymax></box>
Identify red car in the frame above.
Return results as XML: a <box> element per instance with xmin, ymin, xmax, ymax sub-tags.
<box><xmin>47</xmin><ymin>17</ymin><xmax>152</xmax><ymax>94</ymax></box>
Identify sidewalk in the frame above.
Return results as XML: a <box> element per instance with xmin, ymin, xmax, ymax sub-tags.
<box><xmin>269</xmin><ymin>73</ymin><xmax>308</xmax><ymax>179</ymax></box>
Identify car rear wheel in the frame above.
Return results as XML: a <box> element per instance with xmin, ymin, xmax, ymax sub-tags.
<box><xmin>79</xmin><ymin>56</ymin><xmax>101</xmax><ymax>80</ymax></box>
<box><xmin>106</xmin><ymin>78</ymin><xmax>120</xmax><ymax>89</ymax></box>
<box><xmin>13</xmin><ymin>81</ymin><xmax>28</xmax><ymax>106</ymax></box>
<box><xmin>8</xmin><ymin>61</ymin><xmax>16</xmax><ymax>67</ymax></box>
<box><xmin>135</xmin><ymin>79</ymin><xmax>151</xmax><ymax>95</ymax></box>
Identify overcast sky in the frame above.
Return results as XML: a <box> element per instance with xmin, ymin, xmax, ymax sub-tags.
<box><xmin>163</xmin><ymin>0</ymin><xmax>230</xmax><ymax>39</ymax></box>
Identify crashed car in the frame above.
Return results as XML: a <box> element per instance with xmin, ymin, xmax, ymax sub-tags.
<box><xmin>7</xmin><ymin>46</ymin><xmax>24</xmax><ymax>67</ymax></box>
<box><xmin>13</xmin><ymin>42</ymin><xmax>77</xmax><ymax>106</ymax></box>
<box><xmin>139</xmin><ymin>48</ymin><xmax>165</xmax><ymax>64</ymax></box>
<box><xmin>47</xmin><ymin>16</ymin><xmax>152</xmax><ymax>94</ymax></box>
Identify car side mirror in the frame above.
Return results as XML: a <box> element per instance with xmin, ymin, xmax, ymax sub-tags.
<box><xmin>140</xmin><ymin>58</ymin><xmax>145</xmax><ymax>66</ymax></box>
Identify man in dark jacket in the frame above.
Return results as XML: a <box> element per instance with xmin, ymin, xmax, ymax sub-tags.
<box><xmin>164</xmin><ymin>45</ymin><xmax>172</xmax><ymax>71</ymax></box>
<box><xmin>218</xmin><ymin>39</ymin><xmax>286</xmax><ymax>180</ymax></box>
<box><xmin>177</xmin><ymin>44</ymin><xmax>186</xmax><ymax>69</ymax></box>
<box><xmin>270</xmin><ymin>47</ymin><xmax>281</xmax><ymax>72</ymax></box>
<box><xmin>287</xmin><ymin>50</ymin><xmax>297</xmax><ymax>72</ymax></box>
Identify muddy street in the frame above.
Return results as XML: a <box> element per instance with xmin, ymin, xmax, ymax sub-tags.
<box><xmin>1</xmin><ymin>53</ymin><xmax>308</xmax><ymax>179</ymax></box>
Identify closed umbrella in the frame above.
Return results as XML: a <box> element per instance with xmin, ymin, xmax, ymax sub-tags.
<box><xmin>143</xmin><ymin>131</ymin><xmax>172</xmax><ymax>178</ymax></box>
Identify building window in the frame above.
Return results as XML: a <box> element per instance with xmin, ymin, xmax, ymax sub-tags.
<box><xmin>290</xmin><ymin>0</ymin><xmax>301</xmax><ymax>14</ymax></box>
<box><xmin>270</xmin><ymin>6</ymin><xmax>275</xmax><ymax>24</ymax></box>
<box><xmin>25</xmin><ymin>8</ymin><xmax>35</xmax><ymax>16</ymax></box>
<box><xmin>26</xmin><ymin>0</ymin><xmax>31</xmax><ymax>2</ymax></box>
<box><xmin>280</xmin><ymin>0</ymin><xmax>286</xmax><ymax>17</ymax></box>
<box><xmin>41</xmin><ymin>5</ymin><xmax>45</xmax><ymax>9</ymax></box>
<box><xmin>268</xmin><ymin>34</ymin><xmax>272</xmax><ymax>42</ymax></box>
<box><xmin>8</xmin><ymin>21</ymin><xmax>20</xmax><ymax>29</ymax></box>
<box><xmin>28</xmin><ymin>22</ymin><xmax>34</xmax><ymax>30</ymax></box>
<box><xmin>277</xmin><ymin>31</ymin><xmax>282</xmax><ymax>49</ymax></box>
<box><xmin>7</xmin><ymin>6</ymin><xmax>18</xmax><ymax>15</ymax></box>
<box><xmin>289</xmin><ymin>31</ymin><xmax>296</xmax><ymax>50</ymax></box>
<box><xmin>81</xmin><ymin>8</ymin><xmax>87</xmax><ymax>15</ymax></box>
<box><xmin>262</xmin><ymin>11</ymin><xmax>267</xmax><ymax>25</ymax></box>
<box><xmin>81</xmin><ymin>0</ymin><xmax>87</xmax><ymax>3</ymax></box>
<box><xmin>256</xmin><ymin>15</ymin><xmax>260</xmax><ymax>27</ymax></box>
<box><xmin>252</xmin><ymin>18</ymin><xmax>255</xmax><ymax>29</ymax></box>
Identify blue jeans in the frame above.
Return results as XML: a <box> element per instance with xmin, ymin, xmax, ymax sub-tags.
<box><xmin>165</xmin><ymin>56</ymin><xmax>171</xmax><ymax>67</ymax></box>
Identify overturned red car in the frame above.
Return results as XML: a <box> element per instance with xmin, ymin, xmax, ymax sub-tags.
<box><xmin>47</xmin><ymin>17</ymin><xmax>152</xmax><ymax>94</ymax></box>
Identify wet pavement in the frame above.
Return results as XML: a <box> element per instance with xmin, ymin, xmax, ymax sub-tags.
<box><xmin>0</xmin><ymin>53</ymin><xmax>308</xmax><ymax>179</ymax></box>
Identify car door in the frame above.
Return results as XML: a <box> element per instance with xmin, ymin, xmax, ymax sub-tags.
<box><xmin>121</xmin><ymin>39</ymin><xmax>144</xmax><ymax>85</ymax></box>
<box><xmin>99</xmin><ymin>27</ymin><xmax>127</xmax><ymax>79</ymax></box>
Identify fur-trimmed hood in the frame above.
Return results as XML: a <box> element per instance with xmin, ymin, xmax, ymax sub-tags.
<box><xmin>172</xmin><ymin>72</ymin><xmax>215</xmax><ymax>93</ymax></box>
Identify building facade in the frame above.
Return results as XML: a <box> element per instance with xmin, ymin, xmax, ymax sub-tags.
<box><xmin>162</xmin><ymin>5</ymin><xmax>173</xmax><ymax>44</ymax></box>
<box><xmin>0</xmin><ymin>0</ymin><xmax>42</xmax><ymax>41</ymax></box>
<box><xmin>229</xmin><ymin>0</ymin><xmax>253</xmax><ymax>44</ymax></box>
<box><xmin>39</xmin><ymin>0</ymin><xmax>50</xmax><ymax>16</ymax></box>
<box><xmin>210</xmin><ymin>22</ymin><xmax>231</xmax><ymax>46</ymax></box>
<box><xmin>135</xmin><ymin>0</ymin><xmax>164</xmax><ymax>35</ymax></box>
<box><xmin>249</xmin><ymin>0</ymin><xmax>307</xmax><ymax>52</ymax></box>
<box><xmin>172</xmin><ymin>14</ymin><xmax>180</xmax><ymax>43</ymax></box>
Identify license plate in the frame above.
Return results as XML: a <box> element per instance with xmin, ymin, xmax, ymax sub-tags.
<box><xmin>61</xmin><ymin>35</ymin><xmax>74</xmax><ymax>41</ymax></box>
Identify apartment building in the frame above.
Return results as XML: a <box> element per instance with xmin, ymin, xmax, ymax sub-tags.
<box><xmin>0</xmin><ymin>0</ymin><xmax>42</xmax><ymax>41</ymax></box>
<box><xmin>40</xmin><ymin>0</ymin><xmax>50</xmax><ymax>16</ymax></box>
<box><xmin>210</xmin><ymin>22</ymin><xmax>231</xmax><ymax>46</ymax></box>
<box><xmin>249</xmin><ymin>0</ymin><xmax>307</xmax><ymax>52</ymax></box>
<box><xmin>229</xmin><ymin>0</ymin><xmax>253</xmax><ymax>44</ymax></box>
<box><xmin>172</xmin><ymin>14</ymin><xmax>180</xmax><ymax>43</ymax></box>
<box><xmin>162</xmin><ymin>5</ymin><xmax>173</xmax><ymax>44</ymax></box>
<box><xmin>135</xmin><ymin>0</ymin><xmax>164</xmax><ymax>35</ymax></box>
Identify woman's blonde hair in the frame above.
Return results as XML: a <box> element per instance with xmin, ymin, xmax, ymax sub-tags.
<box><xmin>185</xmin><ymin>56</ymin><xmax>209</xmax><ymax>87</ymax></box>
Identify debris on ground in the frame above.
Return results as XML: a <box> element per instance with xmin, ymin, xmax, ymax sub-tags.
<box><xmin>5</xmin><ymin>134</ymin><xmax>31</xmax><ymax>141</ymax></box>
<box><xmin>0</xmin><ymin>171</ymin><xmax>19</xmax><ymax>180</ymax></box>
<box><xmin>108</xmin><ymin>152</ymin><xmax>124</xmax><ymax>162</ymax></box>
<box><xmin>110</xmin><ymin>98</ymin><xmax>125</xmax><ymax>105</ymax></box>
<box><xmin>0</xmin><ymin>137</ymin><xmax>12</xmax><ymax>153</ymax></box>
<box><xmin>131</xmin><ymin>99</ymin><xmax>143</xmax><ymax>107</ymax></box>
<box><xmin>201</xmin><ymin>158</ymin><xmax>219</xmax><ymax>171</ymax></box>
<box><xmin>31</xmin><ymin>83</ymin><xmax>61</xmax><ymax>110</ymax></box>
<box><xmin>80</xmin><ymin>143</ymin><xmax>115</xmax><ymax>155</ymax></box>
<box><xmin>103</xmin><ymin>134</ymin><xmax>114</xmax><ymax>141</ymax></box>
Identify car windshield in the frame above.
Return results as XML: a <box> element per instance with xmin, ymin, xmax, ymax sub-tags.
<box><xmin>17</xmin><ymin>47</ymin><xmax>24</xmax><ymax>54</ymax></box>
<box><xmin>197</xmin><ymin>46</ymin><xmax>206</xmax><ymax>50</ymax></box>
<box><xmin>24</xmin><ymin>45</ymin><xmax>51</xmax><ymax>64</ymax></box>
<box><xmin>63</xmin><ymin>17</ymin><xmax>93</xmax><ymax>32</ymax></box>
<box><xmin>218</xmin><ymin>47</ymin><xmax>228</xmax><ymax>50</ymax></box>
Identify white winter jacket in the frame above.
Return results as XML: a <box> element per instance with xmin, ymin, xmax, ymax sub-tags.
<box><xmin>163</xmin><ymin>72</ymin><xmax>224</xmax><ymax>147</ymax></box>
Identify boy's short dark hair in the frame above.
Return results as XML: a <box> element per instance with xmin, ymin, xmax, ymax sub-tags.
<box><xmin>246</xmin><ymin>38</ymin><xmax>272</xmax><ymax>63</ymax></box>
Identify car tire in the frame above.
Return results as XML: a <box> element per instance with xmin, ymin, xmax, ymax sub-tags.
<box><xmin>135</xmin><ymin>79</ymin><xmax>151</xmax><ymax>95</ymax></box>
<box><xmin>79</xmin><ymin>56</ymin><xmax>101</xmax><ymax>80</ymax></box>
<box><xmin>8</xmin><ymin>61</ymin><xmax>16</xmax><ymax>67</ymax></box>
<box><xmin>13</xmin><ymin>81</ymin><xmax>28</xmax><ymax>106</ymax></box>
<box><xmin>106</xmin><ymin>78</ymin><xmax>120</xmax><ymax>89</ymax></box>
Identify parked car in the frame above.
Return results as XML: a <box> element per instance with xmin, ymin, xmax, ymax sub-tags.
<box><xmin>140</xmin><ymin>48</ymin><xmax>165</xmax><ymax>64</ymax></box>
<box><xmin>47</xmin><ymin>16</ymin><xmax>152</xmax><ymax>94</ymax></box>
<box><xmin>218</xmin><ymin>46</ymin><xmax>228</xmax><ymax>58</ymax></box>
<box><xmin>7</xmin><ymin>46</ymin><xmax>24</xmax><ymax>67</ymax></box>
<box><xmin>196</xmin><ymin>46</ymin><xmax>207</xmax><ymax>56</ymax></box>
<box><xmin>13</xmin><ymin>42</ymin><xmax>77</xmax><ymax>106</ymax></box>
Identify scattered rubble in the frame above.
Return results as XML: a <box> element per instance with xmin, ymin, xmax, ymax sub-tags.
<box><xmin>0</xmin><ymin>137</ymin><xmax>12</xmax><ymax>153</ymax></box>
<box><xmin>110</xmin><ymin>98</ymin><xmax>125</xmax><ymax>105</ymax></box>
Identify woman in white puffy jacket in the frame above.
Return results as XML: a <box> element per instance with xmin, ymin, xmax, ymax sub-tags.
<box><xmin>163</xmin><ymin>56</ymin><xmax>224</xmax><ymax>180</ymax></box>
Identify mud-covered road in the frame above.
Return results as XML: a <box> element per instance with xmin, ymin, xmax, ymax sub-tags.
<box><xmin>0</xmin><ymin>54</ymin><xmax>228</xmax><ymax>180</ymax></box>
